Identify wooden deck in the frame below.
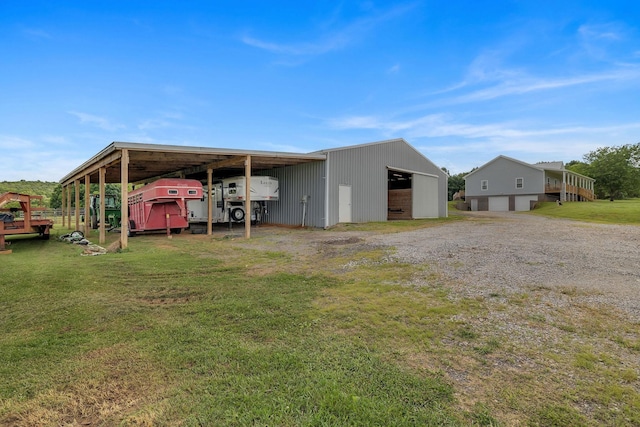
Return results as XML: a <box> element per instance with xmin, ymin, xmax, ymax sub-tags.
<box><xmin>545</xmin><ymin>184</ymin><xmax>595</xmax><ymax>201</ymax></box>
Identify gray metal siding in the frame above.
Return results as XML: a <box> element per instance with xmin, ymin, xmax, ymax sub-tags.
<box><xmin>466</xmin><ymin>157</ymin><xmax>544</xmax><ymax>197</ymax></box>
<box><xmin>256</xmin><ymin>161</ymin><xmax>326</xmax><ymax>228</ymax></box>
<box><xmin>325</xmin><ymin>140</ymin><xmax>448</xmax><ymax>225</ymax></box>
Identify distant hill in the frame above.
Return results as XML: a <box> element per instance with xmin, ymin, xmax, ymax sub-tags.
<box><xmin>0</xmin><ymin>180</ymin><xmax>59</xmax><ymax>206</ymax></box>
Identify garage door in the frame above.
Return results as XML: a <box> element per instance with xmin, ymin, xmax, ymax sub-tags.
<box><xmin>515</xmin><ymin>195</ymin><xmax>537</xmax><ymax>211</ymax></box>
<box><xmin>488</xmin><ymin>196</ymin><xmax>509</xmax><ymax>211</ymax></box>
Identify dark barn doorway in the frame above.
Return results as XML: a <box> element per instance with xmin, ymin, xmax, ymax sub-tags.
<box><xmin>387</xmin><ymin>169</ymin><xmax>412</xmax><ymax>220</ymax></box>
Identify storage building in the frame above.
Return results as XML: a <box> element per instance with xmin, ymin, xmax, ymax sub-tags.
<box><xmin>263</xmin><ymin>138</ymin><xmax>448</xmax><ymax>228</ymax></box>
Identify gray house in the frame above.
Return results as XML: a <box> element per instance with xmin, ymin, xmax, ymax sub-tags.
<box><xmin>464</xmin><ymin>155</ymin><xmax>595</xmax><ymax>211</ymax></box>
<box><xmin>263</xmin><ymin>138</ymin><xmax>448</xmax><ymax>227</ymax></box>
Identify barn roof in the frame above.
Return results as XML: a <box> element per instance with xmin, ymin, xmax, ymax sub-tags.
<box><xmin>59</xmin><ymin>141</ymin><xmax>326</xmax><ymax>186</ymax></box>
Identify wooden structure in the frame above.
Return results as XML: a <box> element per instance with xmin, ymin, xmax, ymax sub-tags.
<box><xmin>59</xmin><ymin>142</ymin><xmax>325</xmax><ymax>249</ymax></box>
<box><xmin>387</xmin><ymin>189</ymin><xmax>412</xmax><ymax>220</ymax></box>
<box><xmin>0</xmin><ymin>192</ymin><xmax>53</xmax><ymax>254</ymax></box>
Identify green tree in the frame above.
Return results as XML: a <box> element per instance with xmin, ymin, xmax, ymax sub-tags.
<box><xmin>49</xmin><ymin>183</ymin><xmax>122</xmax><ymax>209</ymax></box>
<box><xmin>582</xmin><ymin>143</ymin><xmax>640</xmax><ymax>199</ymax></box>
<box><xmin>565</xmin><ymin>160</ymin><xmax>590</xmax><ymax>177</ymax></box>
<box><xmin>0</xmin><ymin>180</ymin><xmax>58</xmax><ymax>206</ymax></box>
<box><xmin>442</xmin><ymin>167</ymin><xmax>467</xmax><ymax>201</ymax></box>
<box><xmin>49</xmin><ymin>184</ymin><xmax>63</xmax><ymax>208</ymax></box>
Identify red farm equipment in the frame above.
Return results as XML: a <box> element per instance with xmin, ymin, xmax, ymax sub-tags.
<box><xmin>0</xmin><ymin>192</ymin><xmax>53</xmax><ymax>254</ymax></box>
<box><xmin>127</xmin><ymin>178</ymin><xmax>203</xmax><ymax>236</ymax></box>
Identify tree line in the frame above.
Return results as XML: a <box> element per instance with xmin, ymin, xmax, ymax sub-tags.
<box><xmin>0</xmin><ymin>182</ymin><xmax>122</xmax><ymax>208</ymax></box>
<box><xmin>566</xmin><ymin>143</ymin><xmax>640</xmax><ymax>200</ymax></box>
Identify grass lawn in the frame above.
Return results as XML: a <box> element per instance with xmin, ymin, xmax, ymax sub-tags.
<box><xmin>1</xmin><ymin>211</ymin><xmax>639</xmax><ymax>425</ymax></box>
<box><xmin>527</xmin><ymin>198</ymin><xmax>640</xmax><ymax>224</ymax></box>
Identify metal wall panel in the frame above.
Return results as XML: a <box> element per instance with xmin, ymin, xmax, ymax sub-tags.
<box><xmin>324</xmin><ymin>139</ymin><xmax>448</xmax><ymax>225</ymax></box>
<box><xmin>258</xmin><ymin>139</ymin><xmax>447</xmax><ymax>228</ymax></box>
<box><xmin>255</xmin><ymin>161</ymin><xmax>326</xmax><ymax>228</ymax></box>
<box><xmin>412</xmin><ymin>174</ymin><xmax>439</xmax><ymax>218</ymax></box>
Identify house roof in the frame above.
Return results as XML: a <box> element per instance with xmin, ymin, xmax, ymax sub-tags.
<box><xmin>59</xmin><ymin>141</ymin><xmax>326</xmax><ymax>186</ymax></box>
<box><xmin>534</xmin><ymin>161</ymin><xmax>564</xmax><ymax>170</ymax></box>
<box><xmin>464</xmin><ymin>155</ymin><xmax>543</xmax><ymax>178</ymax></box>
<box><xmin>465</xmin><ymin>155</ymin><xmax>595</xmax><ymax>181</ymax></box>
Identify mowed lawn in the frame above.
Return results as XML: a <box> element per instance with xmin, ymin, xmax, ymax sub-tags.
<box><xmin>527</xmin><ymin>198</ymin><xmax>640</xmax><ymax>224</ymax></box>
<box><xmin>1</xmin><ymin>201</ymin><xmax>639</xmax><ymax>426</ymax></box>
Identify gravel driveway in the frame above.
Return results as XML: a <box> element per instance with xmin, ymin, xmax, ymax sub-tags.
<box><xmin>369</xmin><ymin>211</ymin><xmax>640</xmax><ymax>321</ymax></box>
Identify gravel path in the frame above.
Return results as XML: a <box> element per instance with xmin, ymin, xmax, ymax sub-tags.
<box><xmin>369</xmin><ymin>212</ymin><xmax>640</xmax><ymax>321</ymax></box>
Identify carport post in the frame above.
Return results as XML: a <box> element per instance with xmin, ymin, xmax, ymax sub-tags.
<box><xmin>84</xmin><ymin>175</ymin><xmax>91</xmax><ymax>237</ymax></box>
<box><xmin>245</xmin><ymin>155</ymin><xmax>251</xmax><ymax>239</ymax></box>
<box><xmin>99</xmin><ymin>167</ymin><xmax>106</xmax><ymax>244</ymax></box>
<box><xmin>66</xmin><ymin>186</ymin><xmax>71</xmax><ymax>230</ymax></box>
<box><xmin>207</xmin><ymin>167</ymin><xmax>212</xmax><ymax>236</ymax></box>
<box><xmin>120</xmin><ymin>149</ymin><xmax>129</xmax><ymax>250</ymax></box>
<box><xmin>61</xmin><ymin>185</ymin><xmax>66</xmax><ymax>228</ymax></box>
<box><xmin>74</xmin><ymin>180</ymin><xmax>80</xmax><ymax>231</ymax></box>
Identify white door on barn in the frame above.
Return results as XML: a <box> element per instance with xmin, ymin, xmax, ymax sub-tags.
<box><xmin>412</xmin><ymin>174</ymin><xmax>439</xmax><ymax>218</ymax></box>
<box><xmin>338</xmin><ymin>185</ymin><xmax>352</xmax><ymax>223</ymax></box>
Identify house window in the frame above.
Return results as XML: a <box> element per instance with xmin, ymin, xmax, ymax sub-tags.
<box><xmin>516</xmin><ymin>177</ymin><xmax>524</xmax><ymax>189</ymax></box>
<box><xmin>481</xmin><ymin>180</ymin><xmax>488</xmax><ymax>191</ymax></box>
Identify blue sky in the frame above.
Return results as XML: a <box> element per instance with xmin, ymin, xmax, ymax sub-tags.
<box><xmin>2</xmin><ymin>1</ymin><xmax>640</xmax><ymax>181</ymax></box>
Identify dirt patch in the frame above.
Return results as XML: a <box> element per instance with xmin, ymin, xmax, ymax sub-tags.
<box><xmin>322</xmin><ymin>236</ymin><xmax>364</xmax><ymax>245</ymax></box>
<box><xmin>4</xmin><ymin>344</ymin><xmax>168</xmax><ymax>427</ymax></box>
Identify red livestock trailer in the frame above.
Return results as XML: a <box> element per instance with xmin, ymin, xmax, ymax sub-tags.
<box><xmin>127</xmin><ymin>178</ymin><xmax>203</xmax><ymax>236</ymax></box>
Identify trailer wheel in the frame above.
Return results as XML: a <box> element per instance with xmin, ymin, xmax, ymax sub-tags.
<box><xmin>127</xmin><ymin>220</ymin><xmax>136</xmax><ymax>237</ymax></box>
<box><xmin>170</xmin><ymin>228</ymin><xmax>182</xmax><ymax>235</ymax></box>
<box><xmin>231</xmin><ymin>208</ymin><xmax>245</xmax><ymax>222</ymax></box>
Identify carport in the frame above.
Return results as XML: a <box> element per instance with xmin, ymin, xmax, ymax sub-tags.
<box><xmin>59</xmin><ymin>142</ymin><xmax>326</xmax><ymax>248</ymax></box>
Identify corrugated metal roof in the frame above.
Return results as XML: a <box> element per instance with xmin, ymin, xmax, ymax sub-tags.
<box><xmin>59</xmin><ymin>141</ymin><xmax>326</xmax><ymax>186</ymax></box>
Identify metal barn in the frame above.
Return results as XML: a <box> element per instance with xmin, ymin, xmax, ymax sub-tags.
<box><xmin>262</xmin><ymin>139</ymin><xmax>448</xmax><ymax>228</ymax></box>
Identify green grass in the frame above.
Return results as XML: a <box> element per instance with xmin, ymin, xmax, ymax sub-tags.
<box><xmin>0</xmin><ymin>230</ymin><xmax>464</xmax><ymax>426</ymax></box>
<box><xmin>527</xmin><ymin>198</ymin><xmax>640</xmax><ymax>224</ymax></box>
<box><xmin>2</xmin><ymin>222</ymin><xmax>640</xmax><ymax>425</ymax></box>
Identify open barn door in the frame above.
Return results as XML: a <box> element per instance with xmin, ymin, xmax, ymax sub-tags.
<box><xmin>387</xmin><ymin>169</ymin><xmax>412</xmax><ymax>220</ymax></box>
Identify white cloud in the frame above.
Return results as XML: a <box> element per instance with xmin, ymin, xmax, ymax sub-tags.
<box><xmin>257</xmin><ymin>142</ymin><xmax>308</xmax><ymax>153</ymax></box>
<box><xmin>579</xmin><ymin>23</ymin><xmax>623</xmax><ymax>42</ymax></box>
<box><xmin>328</xmin><ymin>114</ymin><xmax>640</xmax><ymax>139</ymax></box>
<box><xmin>0</xmin><ymin>135</ymin><xmax>37</xmax><ymax>149</ymax></box>
<box><xmin>434</xmin><ymin>67</ymin><xmax>640</xmax><ymax>106</ymax></box>
<box><xmin>68</xmin><ymin>111</ymin><xmax>125</xmax><ymax>131</ymax></box>
<box><xmin>21</xmin><ymin>27</ymin><xmax>51</xmax><ymax>39</ymax></box>
<box><xmin>241</xmin><ymin>3</ymin><xmax>416</xmax><ymax>58</ymax></box>
<box><xmin>0</xmin><ymin>135</ymin><xmax>86</xmax><ymax>181</ymax></box>
<box><xmin>387</xmin><ymin>64</ymin><xmax>400</xmax><ymax>74</ymax></box>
